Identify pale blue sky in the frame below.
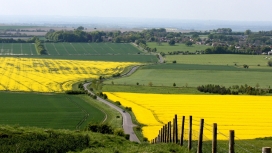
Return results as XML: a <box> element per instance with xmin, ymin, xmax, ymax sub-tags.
<box><xmin>1</xmin><ymin>0</ymin><xmax>272</xmax><ymax>21</ymax></box>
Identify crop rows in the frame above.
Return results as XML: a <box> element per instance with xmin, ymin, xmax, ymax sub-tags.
<box><xmin>0</xmin><ymin>43</ymin><xmax>36</xmax><ymax>55</ymax></box>
<box><xmin>105</xmin><ymin>92</ymin><xmax>272</xmax><ymax>141</ymax></box>
<box><xmin>44</xmin><ymin>43</ymin><xmax>140</xmax><ymax>55</ymax></box>
<box><xmin>0</xmin><ymin>57</ymin><xmax>137</xmax><ymax>92</ymax></box>
<box><xmin>0</xmin><ymin>92</ymin><xmax>105</xmax><ymax>129</ymax></box>
<box><xmin>0</xmin><ymin>43</ymin><xmax>141</xmax><ymax>56</ymax></box>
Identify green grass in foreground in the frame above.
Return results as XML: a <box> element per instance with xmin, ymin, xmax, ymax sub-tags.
<box><xmin>0</xmin><ymin>125</ymin><xmax>188</xmax><ymax>153</ymax></box>
<box><xmin>104</xmin><ymin>63</ymin><xmax>272</xmax><ymax>88</ymax></box>
<box><xmin>147</xmin><ymin>42</ymin><xmax>210</xmax><ymax>53</ymax></box>
<box><xmin>0</xmin><ymin>92</ymin><xmax>105</xmax><ymax>130</ymax></box>
<box><xmin>1</xmin><ymin>125</ymin><xmax>271</xmax><ymax>153</ymax></box>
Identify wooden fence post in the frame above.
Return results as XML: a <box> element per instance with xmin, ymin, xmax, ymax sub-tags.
<box><xmin>262</xmin><ymin>147</ymin><xmax>271</xmax><ymax>153</ymax></box>
<box><xmin>173</xmin><ymin>118</ymin><xmax>175</xmax><ymax>143</ymax></box>
<box><xmin>188</xmin><ymin>116</ymin><xmax>192</xmax><ymax>151</ymax></box>
<box><xmin>180</xmin><ymin>116</ymin><xmax>185</xmax><ymax>146</ymax></box>
<box><xmin>229</xmin><ymin>130</ymin><xmax>235</xmax><ymax>153</ymax></box>
<box><xmin>169</xmin><ymin>121</ymin><xmax>172</xmax><ymax>143</ymax></box>
<box><xmin>175</xmin><ymin>114</ymin><xmax>178</xmax><ymax>144</ymax></box>
<box><xmin>167</xmin><ymin>122</ymin><xmax>170</xmax><ymax>142</ymax></box>
<box><xmin>164</xmin><ymin>124</ymin><xmax>167</xmax><ymax>143</ymax></box>
<box><xmin>212</xmin><ymin>123</ymin><xmax>217</xmax><ymax>153</ymax></box>
<box><xmin>197</xmin><ymin>119</ymin><xmax>204</xmax><ymax>153</ymax></box>
<box><xmin>162</xmin><ymin>126</ymin><xmax>165</xmax><ymax>143</ymax></box>
<box><xmin>160</xmin><ymin>129</ymin><xmax>163</xmax><ymax>143</ymax></box>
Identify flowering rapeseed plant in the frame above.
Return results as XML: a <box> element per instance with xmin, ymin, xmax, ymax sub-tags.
<box><xmin>105</xmin><ymin>92</ymin><xmax>272</xmax><ymax>140</ymax></box>
<box><xmin>0</xmin><ymin>57</ymin><xmax>136</xmax><ymax>92</ymax></box>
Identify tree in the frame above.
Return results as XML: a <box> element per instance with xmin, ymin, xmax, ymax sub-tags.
<box><xmin>173</xmin><ymin>83</ymin><xmax>176</xmax><ymax>87</ymax></box>
<box><xmin>77</xmin><ymin>26</ymin><xmax>84</xmax><ymax>31</ymax></box>
<box><xmin>268</xmin><ymin>60</ymin><xmax>272</xmax><ymax>67</ymax></box>
<box><xmin>245</xmin><ymin>29</ymin><xmax>252</xmax><ymax>35</ymax></box>
<box><xmin>168</xmin><ymin>39</ymin><xmax>175</xmax><ymax>46</ymax></box>
<box><xmin>185</xmin><ymin>41</ymin><xmax>193</xmax><ymax>46</ymax></box>
<box><xmin>148</xmin><ymin>82</ymin><xmax>153</xmax><ymax>86</ymax></box>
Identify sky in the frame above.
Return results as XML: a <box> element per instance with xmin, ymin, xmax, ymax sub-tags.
<box><xmin>1</xmin><ymin>0</ymin><xmax>272</xmax><ymax>22</ymax></box>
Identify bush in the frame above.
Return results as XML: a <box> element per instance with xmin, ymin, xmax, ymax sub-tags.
<box><xmin>125</xmin><ymin>107</ymin><xmax>132</xmax><ymax>111</ymax></box>
<box><xmin>91</xmin><ymin>95</ymin><xmax>97</xmax><ymax>99</ymax></box>
<box><xmin>115</xmin><ymin>101</ymin><xmax>121</xmax><ymax>105</ymax></box>
<box><xmin>172</xmin><ymin>60</ymin><xmax>177</xmax><ymax>63</ymax></box>
<box><xmin>103</xmin><ymin>94</ymin><xmax>108</xmax><ymax>99</ymax></box>
<box><xmin>124</xmin><ymin>134</ymin><xmax>130</xmax><ymax>140</ymax></box>
<box><xmin>268</xmin><ymin>60</ymin><xmax>272</xmax><ymax>67</ymax></box>
<box><xmin>114</xmin><ymin>128</ymin><xmax>125</xmax><ymax>137</ymax></box>
<box><xmin>86</xmin><ymin>123</ymin><xmax>113</xmax><ymax>134</ymax></box>
<box><xmin>65</xmin><ymin>90</ymin><xmax>86</xmax><ymax>95</ymax></box>
<box><xmin>135</xmin><ymin>126</ymin><xmax>142</xmax><ymax>131</ymax></box>
<box><xmin>143</xmin><ymin>137</ymin><xmax>149</xmax><ymax>142</ymax></box>
<box><xmin>112</xmin><ymin>73</ymin><xmax>121</xmax><ymax>77</ymax></box>
<box><xmin>0</xmin><ymin>129</ymin><xmax>89</xmax><ymax>153</ymax></box>
<box><xmin>243</xmin><ymin>64</ymin><xmax>249</xmax><ymax>68</ymax></box>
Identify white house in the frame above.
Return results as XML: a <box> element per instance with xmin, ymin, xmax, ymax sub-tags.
<box><xmin>268</xmin><ymin>50</ymin><xmax>272</xmax><ymax>55</ymax></box>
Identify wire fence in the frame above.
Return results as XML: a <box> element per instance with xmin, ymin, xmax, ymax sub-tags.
<box><xmin>151</xmin><ymin>115</ymin><xmax>272</xmax><ymax>153</ymax></box>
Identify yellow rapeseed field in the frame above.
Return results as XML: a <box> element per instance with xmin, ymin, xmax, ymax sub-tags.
<box><xmin>0</xmin><ymin>57</ymin><xmax>136</xmax><ymax>92</ymax></box>
<box><xmin>105</xmin><ymin>92</ymin><xmax>272</xmax><ymax>140</ymax></box>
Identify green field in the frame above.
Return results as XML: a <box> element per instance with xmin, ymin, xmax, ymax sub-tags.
<box><xmin>147</xmin><ymin>42</ymin><xmax>210</xmax><ymax>53</ymax></box>
<box><xmin>0</xmin><ymin>43</ymin><xmax>37</xmax><ymax>55</ymax></box>
<box><xmin>0</xmin><ymin>43</ymin><xmax>158</xmax><ymax>62</ymax></box>
<box><xmin>165</xmin><ymin>54</ymin><xmax>271</xmax><ymax>68</ymax></box>
<box><xmin>104</xmin><ymin>55</ymin><xmax>272</xmax><ymax>88</ymax></box>
<box><xmin>0</xmin><ymin>92</ymin><xmax>105</xmax><ymax>130</ymax></box>
<box><xmin>102</xmin><ymin>84</ymin><xmax>202</xmax><ymax>94</ymax></box>
<box><xmin>44</xmin><ymin>43</ymin><xmax>141</xmax><ymax>55</ymax></box>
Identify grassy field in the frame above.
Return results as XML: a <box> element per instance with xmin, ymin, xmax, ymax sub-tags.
<box><xmin>103</xmin><ymin>84</ymin><xmax>202</xmax><ymax>94</ymax></box>
<box><xmin>44</xmin><ymin>43</ymin><xmax>141</xmax><ymax>55</ymax></box>
<box><xmin>0</xmin><ymin>92</ymin><xmax>106</xmax><ymax>130</ymax></box>
<box><xmin>147</xmin><ymin>42</ymin><xmax>210</xmax><ymax>53</ymax></box>
<box><xmin>165</xmin><ymin>54</ymin><xmax>271</xmax><ymax>68</ymax></box>
<box><xmin>1</xmin><ymin>125</ymin><xmax>271</xmax><ymax>153</ymax></box>
<box><xmin>0</xmin><ymin>43</ymin><xmax>158</xmax><ymax>62</ymax></box>
<box><xmin>0</xmin><ymin>43</ymin><xmax>37</xmax><ymax>55</ymax></box>
<box><xmin>104</xmin><ymin>62</ymin><xmax>272</xmax><ymax>88</ymax></box>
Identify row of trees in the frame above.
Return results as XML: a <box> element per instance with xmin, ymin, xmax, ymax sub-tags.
<box><xmin>204</xmin><ymin>44</ymin><xmax>271</xmax><ymax>55</ymax></box>
<box><xmin>34</xmin><ymin>38</ymin><xmax>47</xmax><ymax>55</ymax></box>
<box><xmin>0</xmin><ymin>37</ymin><xmax>36</xmax><ymax>43</ymax></box>
<box><xmin>197</xmin><ymin>84</ymin><xmax>269</xmax><ymax>95</ymax></box>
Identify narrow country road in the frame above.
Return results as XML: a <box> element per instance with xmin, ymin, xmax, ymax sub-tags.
<box><xmin>83</xmin><ymin>66</ymin><xmax>141</xmax><ymax>143</ymax></box>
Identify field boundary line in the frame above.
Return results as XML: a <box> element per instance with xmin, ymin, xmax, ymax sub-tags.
<box><xmin>87</xmin><ymin>43</ymin><xmax>99</xmax><ymax>54</ymax></box>
<box><xmin>29</xmin><ymin>43</ymin><xmax>33</xmax><ymax>55</ymax></box>
<box><xmin>79</xmin><ymin>43</ymin><xmax>90</xmax><ymax>55</ymax></box>
<box><xmin>11</xmin><ymin>43</ymin><xmax>13</xmax><ymax>55</ymax></box>
<box><xmin>52</xmin><ymin>43</ymin><xmax>60</xmax><ymax>55</ymax></box>
<box><xmin>105</xmin><ymin>43</ymin><xmax>115</xmax><ymax>53</ymax></box>
<box><xmin>70</xmin><ymin>43</ymin><xmax>80</xmax><ymax>55</ymax></box>
<box><xmin>66</xmin><ymin>96</ymin><xmax>90</xmax><ymax>130</ymax></box>
<box><xmin>44</xmin><ymin>43</ymin><xmax>50</xmax><ymax>55</ymax></box>
<box><xmin>61</xmin><ymin>43</ymin><xmax>70</xmax><ymax>55</ymax></box>
<box><xmin>20</xmin><ymin>43</ymin><xmax>22</xmax><ymax>54</ymax></box>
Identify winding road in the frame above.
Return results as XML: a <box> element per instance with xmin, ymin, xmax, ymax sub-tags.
<box><xmin>82</xmin><ymin>50</ymin><xmax>164</xmax><ymax>142</ymax></box>
<box><xmin>83</xmin><ymin>66</ymin><xmax>141</xmax><ymax>143</ymax></box>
